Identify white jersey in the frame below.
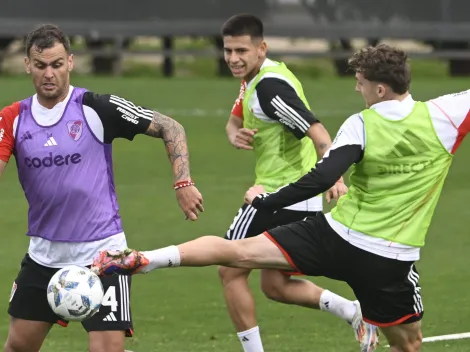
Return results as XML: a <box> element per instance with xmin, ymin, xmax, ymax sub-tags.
<box><xmin>326</xmin><ymin>92</ymin><xmax>470</xmax><ymax>261</ymax></box>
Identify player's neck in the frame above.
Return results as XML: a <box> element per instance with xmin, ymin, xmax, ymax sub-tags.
<box><xmin>243</xmin><ymin>57</ymin><xmax>267</xmax><ymax>83</ymax></box>
<box><xmin>392</xmin><ymin>92</ymin><xmax>409</xmax><ymax>102</ymax></box>
<box><xmin>380</xmin><ymin>91</ymin><xmax>410</xmax><ymax>104</ymax></box>
<box><xmin>37</xmin><ymin>85</ymin><xmax>71</xmax><ymax>110</ymax></box>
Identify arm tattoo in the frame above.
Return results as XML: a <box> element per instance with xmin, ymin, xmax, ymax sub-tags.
<box><xmin>145</xmin><ymin>111</ymin><xmax>190</xmax><ymax>182</ymax></box>
<box><xmin>316</xmin><ymin>142</ymin><xmax>331</xmax><ymax>159</ymax></box>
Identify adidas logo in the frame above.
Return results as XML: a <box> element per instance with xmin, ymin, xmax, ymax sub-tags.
<box><xmin>44</xmin><ymin>136</ymin><xmax>58</xmax><ymax>147</ymax></box>
<box><xmin>21</xmin><ymin>131</ymin><xmax>32</xmax><ymax>141</ymax></box>
<box><xmin>103</xmin><ymin>312</ymin><xmax>117</xmax><ymax>321</ymax></box>
<box><xmin>241</xmin><ymin>337</ymin><xmax>250</xmax><ymax>342</ymax></box>
<box><xmin>387</xmin><ymin>130</ymin><xmax>429</xmax><ymax>158</ymax></box>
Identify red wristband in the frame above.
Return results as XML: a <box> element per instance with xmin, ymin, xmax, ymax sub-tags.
<box><xmin>173</xmin><ymin>180</ymin><xmax>195</xmax><ymax>190</ymax></box>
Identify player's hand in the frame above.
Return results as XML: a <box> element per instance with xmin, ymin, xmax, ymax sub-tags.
<box><xmin>232</xmin><ymin>128</ymin><xmax>258</xmax><ymax>150</ymax></box>
<box><xmin>326</xmin><ymin>177</ymin><xmax>348</xmax><ymax>203</ymax></box>
<box><xmin>244</xmin><ymin>185</ymin><xmax>266</xmax><ymax>204</ymax></box>
<box><xmin>176</xmin><ymin>185</ymin><xmax>204</xmax><ymax>221</ymax></box>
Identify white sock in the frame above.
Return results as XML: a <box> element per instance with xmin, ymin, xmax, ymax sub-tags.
<box><xmin>140</xmin><ymin>246</ymin><xmax>181</xmax><ymax>273</ymax></box>
<box><xmin>237</xmin><ymin>326</ymin><xmax>264</xmax><ymax>352</ymax></box>
<box><xmin>319</xmin><ymin>290</ymin><xmax>357</xmax><ymax>323</ymax></box>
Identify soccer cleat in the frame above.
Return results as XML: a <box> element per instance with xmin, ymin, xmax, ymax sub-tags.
<box><xmin>351</xmin><ymin>300</ymin><xmax>379</xmax><ymax>352</ymax></box>
<box><xmin>91</xmin><ymin>249</ymin><xmax>149</xmax><ymax>276</ymax></box>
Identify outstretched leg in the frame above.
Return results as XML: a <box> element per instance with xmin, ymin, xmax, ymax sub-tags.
<box><xmin>92</xmin><ymin>234</ymin><xmax>293</xmax><ymax>275</ymax></box>
<box><xmin>179</xmin><ymin>235</ymin><xmax>291</xmax><ymax>268</ymax></box>
<box><xmin>91</xmin><ymin>214</ymin><xmax>381</xmax><ymax>352</ymax></box>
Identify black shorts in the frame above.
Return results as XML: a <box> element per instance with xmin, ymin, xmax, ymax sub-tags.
<box><xmin>265</xmin><ymin>213</ymin><xmax>424</xmax><ymax>327</ymax></box>
<box><xmin>225</xmin><ymin>203</ymin><xmax>318</xmax><ymax>240</ymax></box>
<box><xmin>8</xmin><ymin>254</ymin><xmax>133</xmax><ymax>336</ymax></box>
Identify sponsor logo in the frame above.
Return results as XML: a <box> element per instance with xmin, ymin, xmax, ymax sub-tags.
<box><xmin>116</xmin><ymin>106</ymin><xmax>139</xmax><ymax>125</ymax></box>
<box><xmin>387</xmin><ymin>130</ymin><xmax>430</xmax><ymax>158</ymax></box>
<box><xmin>21</xmin><ymin>131</ymin><xmax>32</xmax><ymax>141</ymax></box>
<box><xmin>44</xmin><ymin>135</ymin><xmax>58</xmax><ymax>147</ymax></box>
<box><xmin>24</xmin><ymin>152</ymin><xmax>82</xmax><ymax>168</ymax></box>
<box><xmin>274</xmin><ymin>111</ymin><xmax>296</xmax><ymax>129</ymax></box>
<box><xmin>378</xmin><ymin>160</ymin><xmax>433</xmax><ymax>175</ymax></box>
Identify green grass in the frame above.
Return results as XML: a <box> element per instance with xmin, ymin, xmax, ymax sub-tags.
<box><xmin>0</xmin><ymin>75</ymin><xmax>470</xmax><ymax>351</ymax></box>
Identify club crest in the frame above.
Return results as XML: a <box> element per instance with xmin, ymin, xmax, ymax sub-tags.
<box><xmin>67</xmin><ymin>120</ymin><xmax>83</xmax><ymax>141</ymax></box>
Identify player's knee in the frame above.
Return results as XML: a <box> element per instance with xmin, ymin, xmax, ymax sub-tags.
<box><xmin>218</xmin><ymin>265</ymin><xmax>250</xmax><ymax>285</ymax></box>
<box><xmin>217</xmin><ymin>265</ymin><xmax>229</xmax><ymax>282</ymax></box>
<box><xmin>406</xmin><ymin>330</ymin><xmax>423</xmax><ymax>352</ymax></box>
<box><xmin>4</xmin><ymin>338</ymin><xmax>31</xmax><ymax>352</ymax></box>
<box><xmin>260</xmin><ymin>269</ymin><xmax>290</xmax><ymax>303</ymax></box>
<box><xmin>88</xmin><ymin>331</ymin><xmax>125</xmax><ymax>352</ymax></box>
<box><xmin>389</xmin><ymin>329</ymin><xmax>423</xmax><ymax>352</ymax></box>
<box><xmin>260</xmin><ymin>277</ymin><xmax>286</xmax><ymax>303</ymax></box>
<box><xmin>89</xmin><ymin>342</ymin><xmax>123</xmax><ymax>352</ymax></box>
<box><xmin>89</xmin><ymin>338</ymin><xmax>124</xmax><ymax>352</ymax></box>
<box><xmin>261</xmin><ymin>282</ymin><xmax>284</xmax><ymax>302</ymax></box>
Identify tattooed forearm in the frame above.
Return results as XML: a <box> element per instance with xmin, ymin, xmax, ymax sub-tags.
<box><xmin>315</xmin><ymin>141</ymin><xmax>331</xmax><ymax>160</ymax></box>
<box><xmin>306</xmin><ymin>123</ymin><xmax>332</xmax><ymax>160</ymax></box>
<box><xmin>318</xmin><ymin>142</ymin><xmax>329</xmax><ymax>153</ymax></box>
<box><xmin>145</xmin><ymin>111</ymin><xmax>190</xmax><ymax>182</ymax></box>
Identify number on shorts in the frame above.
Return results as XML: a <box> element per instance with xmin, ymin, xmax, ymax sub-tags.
<box><xmin>101</xmin><ymin>286</ymin><xmax>118</xmax><ymax>312</ymax></box>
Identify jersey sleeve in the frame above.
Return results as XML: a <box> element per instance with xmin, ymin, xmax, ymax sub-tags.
<box><xmin>82</xmin><ymin>92</ymin><xmax>153</xmax><ymax>143</ymax></box>
<box><xmin>255</xmin><ymin>77</ymin><xmax>319</xmax><ymax>139</ymax></box>
<box><xmin>331</xmin><ymin>113</ymin><xmax>366</xmax><ymax>151</ymax></box>
<box><xmin>428</xmin><ymin>90</ymin><xmax>470</xmax><ymax>153</ymax></box>
<box><xmin>231</xmin><ymin>80</ymin><xmax>246</xmax><ymax>119</ymax></box>
<box><xmin>0</xmin><ymin>102</ymin><xmax>20</xmax><ymax>162</ymax></box>
<box><xmin>251</xmin><ymin>144</ymin><xmax>362</xmax><ymax>212</ymax></box>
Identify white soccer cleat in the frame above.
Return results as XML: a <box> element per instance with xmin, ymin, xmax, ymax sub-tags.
<box><xmin>351</xmin><ymin>300</ymin><xmax>379</xmax><ymax>352</ymax></box>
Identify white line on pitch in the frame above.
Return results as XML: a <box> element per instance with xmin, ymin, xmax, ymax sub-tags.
<box><xmin>385</xmin><ymin>332</ymin><xmax>470</xmax><ymax>347</ymax></box>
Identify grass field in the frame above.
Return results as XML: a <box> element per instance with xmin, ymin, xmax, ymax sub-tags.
<box><xmin>0</xmin><ymin>74</ymin><xmax>470</xmax><ymax>351</ymax></box>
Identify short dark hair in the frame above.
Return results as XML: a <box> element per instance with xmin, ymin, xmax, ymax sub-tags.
<box><xmin>348</xmin><ymin>44</ymin><xmax>411</xmax><ymax>94</ymax></box>
<box><xmin>221</xmin><ymin>14</ymin><xmax>264</xmax><ymax>39</ymax></box>
<box><xmin>25</xmin><ymin>24</ymin><xmax>71</xmax><ymax>57</ymax></box>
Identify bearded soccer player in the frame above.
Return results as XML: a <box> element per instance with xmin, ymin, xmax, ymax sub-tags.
<box><xmin>92</xmin><ymin>44</ymin><xmax>470</xmax><ymax>351</ymax></box>
<box><xmin>0</xmin><ymin>24</ymin><xmax>203</xmax><ymax>352</ymax></box>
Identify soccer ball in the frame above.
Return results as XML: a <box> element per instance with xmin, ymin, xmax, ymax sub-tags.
<box><xmin>47</xmin><ymin>265</ymin><xmax>104</xmax><ymax>321</ymax></box>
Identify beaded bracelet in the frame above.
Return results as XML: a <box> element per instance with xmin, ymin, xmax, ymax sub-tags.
<box><xmin>173</xmin><ymin>180</ymin><xmax>195</xmax><ymax>190</ymax></box>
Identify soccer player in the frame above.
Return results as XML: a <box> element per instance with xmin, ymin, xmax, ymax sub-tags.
<box><xmin>93</xmin><ymin>14</ymin><xmax>378</xmax><ymax>352</ymax></box>
<box><xmin>219</xmin><ymin>14</ymin><xmax>372</xmax><ymax>352</ymax></box>
<box><xmin>92</xmin><ymin>44</ymin><xmax>470</xmax><ymax>351</ymax></box>
<box><xmin>0</xmin><ymin>24</ymin><xmax>203</xmax><ymax>352</ymax></box>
